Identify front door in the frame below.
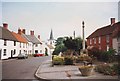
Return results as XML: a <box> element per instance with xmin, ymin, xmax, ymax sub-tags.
<box><xmin>11</xmin><ymin>50</ymin><xmax>13</xmax><ymax>58</ymax></box>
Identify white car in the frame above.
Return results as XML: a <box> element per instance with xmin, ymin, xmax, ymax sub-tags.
<box><xmin>18</xmin><ymin>53</ymin><xmax>28</xmax><ymax>59</ymax></box>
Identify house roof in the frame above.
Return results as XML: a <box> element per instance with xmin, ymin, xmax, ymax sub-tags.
<box><xmin>0</xmin><ymin>26</ymin><xmax>17</xmax><ymax>41</ymax></box>
<box><xmin>21</xmin><ymin>34</ymin><xmax>31</xmax><ymax>42</ymax></box>
<box><xmin>26</xmin><ymin>35</ymin><xmax>41</xmax><ymax>44</ymax></box>
<box><xmin>12</xmin><ymin>32</ymin><xmax>28</xmax><ymax>43</ymax></box>
<box><xmin>86</xmin><ymin>22</ymin><xmax>120</xmax><ymax>39</ymax></box>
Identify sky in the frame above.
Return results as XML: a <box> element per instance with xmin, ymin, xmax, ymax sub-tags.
<box><xmin>0</xmin><ymin>0</ymin><xmax>119</xmax><ymax>41</ymax></box>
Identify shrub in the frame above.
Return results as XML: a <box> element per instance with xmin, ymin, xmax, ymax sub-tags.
<box><xmin>52</xmin><ymin>56</ymin><xmax>64</xmax><ymax>65</ymax></box>
<box><xmin>64</xmin><ymin>56</ymin><xmax>73</xmax><ymax>65</ymax></box>
<box><xmin>88</xmin><ymin>47</ymin><xmax>117</xmax><ymax>62</ymax></box>
<box><xmin>95</xmin><ymin>63</ymin><xmax>119</xmax><ymax>76</ymax></box>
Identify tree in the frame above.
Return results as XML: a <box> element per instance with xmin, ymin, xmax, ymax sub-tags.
<box><xmin>63</xmin><ymin>37</ymin><xmax>83</xmax><ymax>52</ymax></box>
<box><xmin>53</xmin><ymin>37</ymin><xmax>67</xmax><ymax>55</ymax></box>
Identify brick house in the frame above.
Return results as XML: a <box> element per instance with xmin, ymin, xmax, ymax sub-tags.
<box><xmin>86</xmin><ymin>18</ymin><xmax>120</xmax><ymax>52</ymax></box>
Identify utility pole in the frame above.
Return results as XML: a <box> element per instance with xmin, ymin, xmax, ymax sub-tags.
<box><xmin>82</xmin><ymin>21</ymin><xmax>85</xmax><ymax>50</ymax></box>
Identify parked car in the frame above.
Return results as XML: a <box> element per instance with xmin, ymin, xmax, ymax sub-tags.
<box><xmin>34</xmin><ymin>53</ymin><xmax>44</xmax><ymax>57</ymax></box>
<box><xmin>18</xmin><ymin>53</ymin><xmax>28</xmax><ymax>59</ymax></box>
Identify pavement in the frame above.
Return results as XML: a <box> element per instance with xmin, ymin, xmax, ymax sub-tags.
<box><xmin>35</xmin><ymin>60</ymin><xmax>118</xmax><ymax>80</ymax></box>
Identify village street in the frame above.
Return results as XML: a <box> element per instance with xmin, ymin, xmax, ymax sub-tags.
<box><xmin>2</xmin><ymin>56</ymin><xmax>51</xmax><ymax>81</ymax></box>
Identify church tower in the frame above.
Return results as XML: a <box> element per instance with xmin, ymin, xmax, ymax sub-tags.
<box><xmin>48</xmin><ymin>29</ymin><xmax>56</xmax><ymax>47</ymax></box>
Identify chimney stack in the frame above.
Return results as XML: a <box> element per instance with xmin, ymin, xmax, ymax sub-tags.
<box><xmin>22</xmin><ymin>29</ymin><xmax>26</xmax><ymax>34</ymax></box>
<box><xmin>38</xmin><ymin>35</ymin><xmax>40</xmax><ymax>39</ymax></box>
<box><xmin>30</xmin><ymin>30</ymin><xmax>34</xmax><ymax>36</ymax></box>
<box><xmin>18</xmin><ymin>28</ymin><xmax>22</xmax><ymax>35</ymax></box>
<box><xmin>3</xmin><ymin>23</ymin><xmax>8</xmax><ymax>29</ymax></box>
<box><xmin>111</xmin><ymin>18</ymin><xmax>115</xmax><ymax>25</ymax></box>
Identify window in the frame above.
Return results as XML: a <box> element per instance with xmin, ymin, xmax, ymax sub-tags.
<box><xmin>4</xmin><ymin>40</ymin><xmax>7</xmax><ymax>46</ymax></box>
<box><xmin>90</xmin><ymin>39</ymin><xmax>92</xmax><ymax>45</ymax></box>
<box><xmin>35</xmin><ymin>50</ymin><xmax>38</xmax><ymax>54</ymax></box>
<box><xmin>14</xmin><ymin>41</ymin><xmax>16</xmax><ymax>46</ymax></box>
<box><xmin>40</xmin><ymin>50</ymin><xmax>42</xmax><ymax>53</ymax></box>
<box><xmin>35</xmin><ymin>44</ymin><xmax>38</xmax><ymax>47</ymax></box>
<box><xmin>19</xmin><ymin>50</ymin><xmax>21</xmax><ymax>54</ymax></box>
<box><xmin>23</xmin><ymin>43</ymin><xmax>25</xmax><ymax>48</ymax></box>
<box><xmin>99</xmin><ymin>45</ymin><xmax>101</xmax><ymax>50</ymax></box>
<box><xmin>94</xmin><ymin>38</ymin><xmax>96</xmax><ymax>44</ymax></box>
<box><xmin>20</xmin><ymin>43</ymin><xmax>21</xmax><ymax>48</ymax></box>
<box><xmin>14</xmin><ymin>49</ymin><xmax>16</xmax><ymax>55</ymax></box>
<box><xmin>107</xmin><ymin>45</ymin><xmax>109</xmax><ymax>51</ymax></box>
<box><xmin>3</xmin><ymin>49</ymin><xmax>6</xmax><ymax>56</ymax></box>
<box><xmin>106</xmin><ymin>35</ymin><xmax>109</xmax><ymax>43</ymax></box>
<box><xmin>98</xmin><ymin>37</ymin><xmax>101</xmax><ymax>44</ymax></box>
<box><xmin>26</xmin><ymin>44</ymin><xmax>27</xmax><ymax>48</ymax></box>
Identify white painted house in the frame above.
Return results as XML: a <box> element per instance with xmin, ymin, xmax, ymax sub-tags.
<box><xmin>11</xmin><ymin>31</ymin><xmax>28</xmax><ymax>56</ymax></box>
<box><xmin>0</xmin><ymin>23</ymin><xmax>18</xmax><ymax>59</ymax></box>
<box><xmin>26</xmin><ymin>31</ymin><xmax>43</xmax><ymax>55</ymax></box>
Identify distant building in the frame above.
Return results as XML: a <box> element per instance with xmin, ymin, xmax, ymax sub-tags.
<box><xmin>47</xmin><ymin>29</ymin><xmax>56</xmax><ymax>55</ymax></box>
<box><xmin>47</xmin><ymin>29</ymin><xmax>56</xmax><ymax>47</ymax></box>
<box><xmin>26</xmin><ymin>31</ymin><xmax>42</xmax><ymax>54</ymax></box>
<box><xmin>87</xmin><ymin>18</ymin><xmax>120</xmax><ymax>53</ymax></box>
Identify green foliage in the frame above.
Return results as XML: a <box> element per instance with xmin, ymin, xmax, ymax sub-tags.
<box><xmin>63</xmin><ymin>37</ymin><xmax>83</xmax><ymax>51</ymax></box>
<box><xmin>53</xmin><ymin>44</ymin><xmax>67</xmax><ymax>55</ymax></box>
<box><xmin>95</xmin><ymin>63</ymin><xmax>119</xmax><ymax>75</ymax></box>
<box><xmin>64</xmin><ymin>56</ymin><xmax>73</xmax><ymax>65</ymax></box>
<box><xmin>55</xmin><ymin>37</ymin><xmax>65</xmax><ymax>46</ymax></box>
<box><xmin>88</xmin><ymin>47</ymin><xmax>117</xmax><ymax>62</ymax></box>
<box><xmin>53</xmin><ymin>37</ymin><xmax>67</xmax><ymax>55</ymax></box>
<box><xmin>52</xmin><ymin>56</ymin><xmax>64</xmax><ymax>65</ymax></box>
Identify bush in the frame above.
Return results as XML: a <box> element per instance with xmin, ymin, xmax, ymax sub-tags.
<box><xmin>88</xmin><ymin>47</ymin><xmax>117</xmax><ymax>62</ymax></box>
<box><xmin>64</xmin><ymin>56</ymin><xmax>73</xmax><ymax>65</ymax></box>
<box><xmin>52</xmin><ymin>56</ymin><xmax>64</xmax><ymax>65</ymax></box>
<box><xmin>95</xmin><ymin>63</ymin><xmax>119</xmax><ymax>76</ymax></box>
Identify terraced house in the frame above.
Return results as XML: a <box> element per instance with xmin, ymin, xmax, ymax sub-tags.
<box><xmin>0</xmin><ymin>23</ymin><xmax>18</xmax><ymax>59</ymax></box>
<box><xmin>87</xmin><ymin>18</ymin><xmax>120</xmax><ymax>53</ymax></box>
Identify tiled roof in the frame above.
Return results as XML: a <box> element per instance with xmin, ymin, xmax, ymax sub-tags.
<box><xmin>26</xmin><ymin>35</ymin><xmax>41</xmax><ymax>44</ymax></box>
<box><xmin>12</xmin><ymin>32</ymin><xmax>28</xmax><ymax>43</ymax></box>
<box><xmin>0</xmin><ymin>26</ymin><xmax>17</xmax><ymax>41</ymax></box>
<box><xmin>21</xmin><ymin>34</ymin><xmax>31</xmax><ymax>42</ymax></box>
<box><xmin>86</xmin><ymin>22</ymin><xmax>120</xmax><ymax>39</ymax></box>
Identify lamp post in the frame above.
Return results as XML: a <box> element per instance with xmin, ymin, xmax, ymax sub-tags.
<box><xmin>82</xmin><ymin>21</ymin><xmax>85</xmax><ymax>50</ymax></box>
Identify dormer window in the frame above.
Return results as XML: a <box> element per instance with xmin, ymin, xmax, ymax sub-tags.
<box><xmin>4</xmin><ymin>40</ymin><xmax>7</xmax><ymax>46</ymax></box>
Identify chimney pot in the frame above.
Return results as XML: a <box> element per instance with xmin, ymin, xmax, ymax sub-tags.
<box><xmin>38</xmin><ymin>35</ymin><xmax>40</xmax><ymax>39</ymax></box>
<box><xmin>30</xmin><ymin>30</ymin><xmax>34</xmax><ymax>35</ymax></box>
<box><xmin>18</xmin><ymin>28</ymin><xmax>22</xmax><ymax>35</ymax></box>
<box><xmin>111</xmin><ymin>18</ymin><xmax>115</xmax><ymax>25</ymax></box>
<box><xmin>3</xmin><ymin>23</ymin><xmax>8</xmax><ymax>29</ymax></box>
<box><xmin>22</xmin><ymin>29</ymin><xmax>26</xmax><ymax>34</ymax></box>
